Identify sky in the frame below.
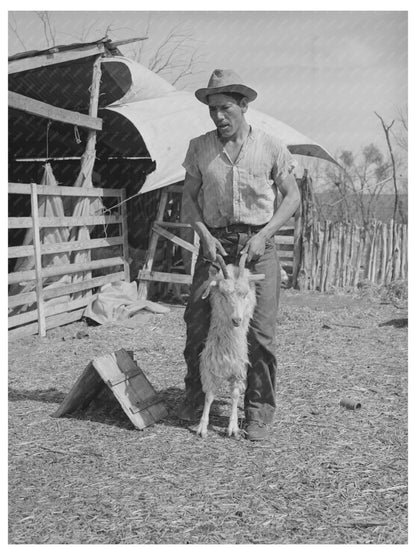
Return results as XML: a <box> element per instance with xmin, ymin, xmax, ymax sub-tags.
<box><xmin>8</xmin><ymin>9</ymin><xmax>408</xmax><ymax>158</ymax></box>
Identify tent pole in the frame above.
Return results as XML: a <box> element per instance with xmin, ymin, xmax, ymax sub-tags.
<box><xmin>83</xmin><ymin>55</ymin><xmax>102</xmax><ymax>163</ymax></box>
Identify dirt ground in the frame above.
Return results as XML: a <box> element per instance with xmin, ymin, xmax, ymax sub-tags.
<box><xmin>8</xmin><ymin>287</ymin><xmax>408</xmax><ymax>544</ymax></box>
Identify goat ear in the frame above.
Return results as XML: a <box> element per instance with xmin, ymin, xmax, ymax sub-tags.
<box><xmin>201</xmin><ymin>280</ymin><xmax>217</xmax><ymax>299</ymax></box>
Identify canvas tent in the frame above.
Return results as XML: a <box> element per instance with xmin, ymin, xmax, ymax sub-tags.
<box><xmin>10</xmin><ymin>47</ymin><xmax>337</xmax><ymax>200</ymax></box>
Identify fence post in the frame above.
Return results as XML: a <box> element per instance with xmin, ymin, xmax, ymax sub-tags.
<box><xmin>292</xmin><ymin>205</ymin><xmax>302</xmax><ymax>287</ymax></box>
<box><xmin>297</xmin><ymin>170</ymin><xmax>317</xmax><ymax>291</ymax></box>
<box><xmin>385</xmin><ymin>219</ymin><xmax>394</xmax><ymax>283</ymax></box>
<box><xmin>400</xmin><ymin>224</ymin><xmax>407</xmax><ymax>280</ymax></box>
<box><xmin>319</xmin><ymin>220</ymin><xmax>329</xmax><ymax>292</ymax></box>
<box><xmin>30</xmin><ymin>183</ymin><xmax>46</xmax><ymax>336</ymax></box>
<box><xmin>380</xmin><ymin>223</ymin><xmax>387</xmax><ymax>284</ymax></box>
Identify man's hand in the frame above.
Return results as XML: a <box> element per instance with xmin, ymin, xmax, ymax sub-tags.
<box><xmin>201</xmin><ymin>233</ymin><xmax>227</xmax><ymax>261</ymax></box>
<box><xmin>241</xmin><ymin>232</ymin><xmax>267</xmax><ymax>263</ymax></box>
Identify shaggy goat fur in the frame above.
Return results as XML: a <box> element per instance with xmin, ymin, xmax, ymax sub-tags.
<box><xmin>196</xmin><ymin>260</ymin><xmax>257</xmax><ymax>438</ymax></box>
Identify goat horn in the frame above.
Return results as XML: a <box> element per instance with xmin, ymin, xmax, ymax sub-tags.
<box><xmin>239</xmin><ymin>253</ymin><xmax>248</xmax><ymax>277</ymax></box>
<box><xmin>215</xmin><ymin>254</ymin><xmax>230</xmax><ymax>279</ymax></box>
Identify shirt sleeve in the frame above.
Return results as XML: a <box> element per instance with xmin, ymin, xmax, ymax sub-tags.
<box><xmin>271</xmin><ymin>140</ymin><xmax>297</xmax><ymax>183</ymax></box>
<box><xmin>182</xmin><ymin>138</ymin><xmax>202</xmax><ymax>179</ymax></box>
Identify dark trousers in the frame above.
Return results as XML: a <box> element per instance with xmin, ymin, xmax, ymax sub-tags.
<box><xmin>183</xmin><ymin>231</ymin><xmax>281</xmax><ymax>424</ymax></box>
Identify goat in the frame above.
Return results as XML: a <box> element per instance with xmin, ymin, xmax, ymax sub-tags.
<box><xmin>196</xmin><ymin>254</ymin><xmax>263</xmax><ymax>439</ymax></box>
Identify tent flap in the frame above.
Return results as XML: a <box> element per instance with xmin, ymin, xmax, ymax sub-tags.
<box><xmin>105</xmin><ymin>90</ymin><xmax>338</xmax><ymax>195</ymax></box>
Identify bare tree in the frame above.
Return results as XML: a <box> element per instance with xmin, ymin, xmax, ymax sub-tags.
<box><xmin>8</xmin><ymin>13</ymin><xmax>27</xmax><ymax>51</ymax></box>
<box><xmin>9</xmin><ymin>12</ymin><xmax>202</xmax><ymax>88</ymax></box>
<box><xmin>321</xmin><ymin>144</ymin><xmax>391</xmax><ymax>226</ymax></box>
<box><xmin>35</xmin><ymin>11</ymin><xmax>57</xmax><ymax>48</ymax></box>
<box><xmin>375</xmin><ymin>112</ymin><xmax>399</xmax><ymax>226</ymax></box>
<box><xmin>128</xmin><ymin>19</ymin><xmax>203</xmax><ymax>87</ymax></box>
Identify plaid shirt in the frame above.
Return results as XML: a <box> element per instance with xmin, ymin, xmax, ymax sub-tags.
<box><xmin>182</xmin><ymin>127</ymin><xmax>295</xmax><ymax>228</ymax></box>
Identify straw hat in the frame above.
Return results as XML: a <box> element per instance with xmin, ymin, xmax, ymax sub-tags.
<box><xmin>195</xmin><ymin>69</ymin><xmax>257</xmax><ymax>105</ymax></box>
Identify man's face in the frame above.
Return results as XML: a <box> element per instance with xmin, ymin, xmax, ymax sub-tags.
<box><xmin>207</xmin><ymin>93</ymin><xmax>247</xmax><ymax>139</ymax></box>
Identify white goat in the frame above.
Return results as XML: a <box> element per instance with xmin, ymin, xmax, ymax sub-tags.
<box><xmin>196</xmin><ymin>254</ymin><xmax>262</xmax><ymax>439</ymax></box>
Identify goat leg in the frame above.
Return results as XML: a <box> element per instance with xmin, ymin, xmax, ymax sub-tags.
<box><xmin>196</xmin><ymin>391</ymin><xmax>215</xmax><ymax>439</ymax></box>
<box><xmin>228</xmin><ymin>382</ymin><xmax>242</xmax><ymax>438</ymax></box>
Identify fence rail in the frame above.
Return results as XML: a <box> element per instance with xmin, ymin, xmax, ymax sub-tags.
<box><xmin>8</xmin><ymin>182</ymin><xmax>129</xmax><ymax>339</ymax></box>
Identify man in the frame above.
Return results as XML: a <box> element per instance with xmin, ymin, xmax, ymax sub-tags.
<box><xmin>177</xmin><ymin>69</ymin><xmax>300</xmax><ymax>441</ymax></box>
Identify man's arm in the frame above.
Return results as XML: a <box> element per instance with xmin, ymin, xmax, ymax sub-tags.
<box><xmin>182</xmin><ymin>171</ymin><xmax>227</xmax><ymax>261</ymax></box>
<box><xmin>242</xmin><ymin>172</ymin><xmax>301</xmax><ymax>262</ymax></box>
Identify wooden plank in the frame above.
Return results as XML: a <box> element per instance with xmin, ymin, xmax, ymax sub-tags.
<box><xmin>274</xmin><ymin>236</ymin><xmax>295</xmax><ymax>245</ymax></box>
<box><xmin>276</xmin><ymin>251</ymin><xmax>294</xmax><ymax>260</ymax></box>
<box><xmin>120</xmin><ymin>189</ymin><xmax>130</xmax><ymax>283</ymax></box>
<box><xmin>44</xmin><ymin>295</ymin><xmax>96</xmax><ymax>318</ymax></box>
<box><xmin>43</xmin><ymin>272</ymin><xmax>124</xmax><ymax>301</ymax></box>
<box><xmin>153</xmin><ymin>223</ymin><xmax>198</xmax><ymax>254</ymax></box>
<box><xmin>8</xmin><ymin>295</ymin><xmax>94</xmax><ymax>328</ymax></box>
<box><xmin>8</xmin><ymin>291</ymin><xmax>37</xmax><ymax>309</ymax></box>
<box><xmin>8</xmin><ymin>215</ymin><xmax>122</xmax><ymax>229</ymax></box>
<box><xmin>8</xmin><ymin>257</ymin><xmax>124</xmax><ymax>284</ymax></box>
<box><xmin>157</xmin><ymin>221</ymin><xmax>193</xmax><ymax>229</ymax></box>
<box><xmin>91</xmin><ymin>350</ymin><xmax>168</xmax><ymax>429</ymax></box>
<box><xmin>8</xmin><ymin>307</ymin><xmax>86</xmax><ymax>340</ymax></box>
<box><xmin>52</xmin><ymin>363</ymin><xmax>104</xmax><ymax>417</ymax></box>
<box><xmin>8</xmin><ymin>320</ymin><xmax>39</xmax><ymax>340</ymax></box>
<box><xmin>30</xmin><ymin>183</ymin><xmax>46</xmax><ymax>336</ymax></box>
<box><xmin>138</xmin><ymin>270</ymin><xmax>193</xmax><ymax>285</ymax></box>
<box><xmin>9</xmin><ymin>182</ymin><xmax>122</xmax><ymax>197</ymax></box>
<box><xmin>9</xmin><ymin>91</ymin><xmax>102</xmax><ymax>131</ymax></box>
<box><xmin>45</xmin><ymin>307</ymin><xmax>86</xmax><ymax>331</ymax></box>
<box><xmin>8</xmin><ymin>244</ymin><xmax>35</xmax><ymax>258</ymax></box>
<box><xmin>8</xmin><ymin>237</ymin><xmax>123</xmax><ymax>258</ymax></box>
<box><xmin>8</xmin><ymin>308</ymin><xmax>38</xmax><ymax>328</ymax></box>
<box><xmin>8</xmin><ymin>43</ymin><xmax>106</xmax><ymax>74</ymax></box>
<box><xmin>8</xmin><ymin>272</ymin><xmax>123</xmax><ymax>306</ymax></box>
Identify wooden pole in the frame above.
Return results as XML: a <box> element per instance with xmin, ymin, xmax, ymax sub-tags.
<box><xmin>120</xmin><ymin>188</ymin><xmax>130</xmax><ymax>283</ymax></box>
<box><xmin>137</xmin><ymin>190</ymin><xmax>169</xmax><ymax>300</ymax></box>
<box><xmin>346</xmin><ymin>223</ymin><xmax>355</xmax><ymax>288</ymax></box>
<box><xmin>401</xmin><ymin>224</ymin><xmax>407</xmax><ymax>280</ymax></box>
<box><xmin>319</xmin><ymin>220</ymin><xmax>329</xmax><ymax>292</ymax></box>
<box><xmin>380</xmin><ymin>223</ymin><xmax>387</xmax><ymax>284</ymax></box>
<box><xmin>292</xmin><ymin>205</ymin><xmax>302</xmax><ymax>288</ymax></box>
<box><xmin>385</xmin><ymin>219</ymin><xmax>394</xmax><ymax>284</ymax></box>
<box><xmin>334</xmin><ymin>223</ymin><xmax>342</xmax><ymax>288</ymax></box>
<box><xmin>30</xmin><ymin>183</ymin><xmax>46</xmax><ymax>336</ymax></box>
<box><xmin>353</xmin><ymin>227</ymin><xmax>364</xmax><ymax>289</ymax></box>
<box><xmin>392</xmin><ymin>223</ymin><xmax>400</xmax><ymax>281</ymax></box>
<box><xmin>371</xmin><ymin>222</ymin><xmax>379</xmax><ymax>283</ymax></box>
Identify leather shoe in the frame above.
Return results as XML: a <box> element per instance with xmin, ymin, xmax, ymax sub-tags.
<box><xmin>176</xmin><ymin>399</ymin><xmax>204</xmax><ymax>421</ymax></box>
<box><xmin>245</xmin><ymin>421</ymin><xmax>270</xmax><ymax>441</ymax></box>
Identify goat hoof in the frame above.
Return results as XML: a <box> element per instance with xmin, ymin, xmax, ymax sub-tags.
<box><xmin>196</xmin><ymin>425</ymin><xmax>208</xmax><ymax>439</ymax></box>
<box><xmin>227</xmin><ymin>427</ymin><xmax>240</xmax><ymax>439</ymax></box>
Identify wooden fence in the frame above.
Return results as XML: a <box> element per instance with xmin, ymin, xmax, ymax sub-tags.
<box><xmin>296</xmin><ymin>219</ymin><xmax>408</xmax><ymax>292</ymax></box>
<box><xmin>8</xmin><ymin>182</ymin><xmax>129</xmax><ymax>339</ymax></box>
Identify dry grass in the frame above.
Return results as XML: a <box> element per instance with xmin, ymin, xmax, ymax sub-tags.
<box><xmin>8</xmin><ymin>288</ymin><xmax>407</xmax><ymax>544</ymax></box>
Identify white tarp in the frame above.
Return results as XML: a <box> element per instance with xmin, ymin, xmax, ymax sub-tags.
<box><xmin>105</xmin><ymin>85</ymin><xmax>338</xmax><ymax>195</ymax></box>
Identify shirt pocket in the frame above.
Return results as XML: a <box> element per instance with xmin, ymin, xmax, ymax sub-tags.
<box><xmin>248</xmin><ymin>162</ymin><xmax>272</xmax><ymax>180</ymax></box>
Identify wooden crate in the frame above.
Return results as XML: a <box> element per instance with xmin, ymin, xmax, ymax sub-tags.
<box><xmin>53</xmin><ymin>349</ymin><xmax>168</xmax><ymax>429</ymax></box>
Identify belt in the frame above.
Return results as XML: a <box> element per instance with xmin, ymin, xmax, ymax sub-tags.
<box><xmin>208</xmin><ymin>223</ymin><xmax>266</xmax><ymax>235</ymax></box>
